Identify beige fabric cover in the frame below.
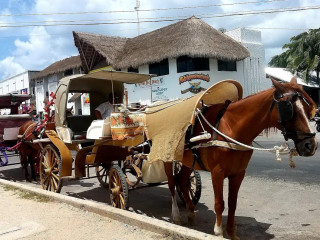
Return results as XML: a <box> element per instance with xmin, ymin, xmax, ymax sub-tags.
<box><xmin>141</xmin><ymin>160</ymin><xmax>168</xmax><ymax>183</ymax></box>
<box><xmin>144</xmin><ymin>80</ymin><xmax>242</xmax><ymax>163</ymax></box>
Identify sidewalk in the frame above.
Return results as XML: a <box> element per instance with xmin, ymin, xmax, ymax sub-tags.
<box><xmin>0</xmin><ymin>184</ymin><xmax>169</xmax><ymax>240</ymax></box>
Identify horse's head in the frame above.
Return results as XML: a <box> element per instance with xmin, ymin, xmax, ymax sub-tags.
<box><xmin>272</xmin><ymin>77</ymin><xmax>317</xmax><ymax>156</ymax></box>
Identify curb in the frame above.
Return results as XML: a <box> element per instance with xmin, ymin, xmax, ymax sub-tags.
<box><xmin>0</xmin><ymin>179</ymin><xmax>225</xmax><ymax>240</ymax></box>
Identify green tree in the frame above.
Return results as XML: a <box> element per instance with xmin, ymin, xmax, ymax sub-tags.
<box><xmin>269</xmin><ymin>28</ymin><xmax>320</xmax><ymax>84</ymax></box>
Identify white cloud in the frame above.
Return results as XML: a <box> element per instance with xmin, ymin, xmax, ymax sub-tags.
<box><xmin>0</xmin><ymin>0</ymin><xmax>318</xmax><ymax>79</ymax></box>
<box><xmin>0</xmin><ymin>56</ymin><xmax>25</xmax><ymax>79</ymax></box>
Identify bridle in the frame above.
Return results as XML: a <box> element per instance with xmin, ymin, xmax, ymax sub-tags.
<box><xmin>271</xmin><ymin>90</ymin><xmax>316</xmax><ymax>142</ymax></box>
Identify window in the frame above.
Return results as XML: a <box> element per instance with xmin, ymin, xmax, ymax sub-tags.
<box><xmin>64</xmin><ymin>69</ymin><xmax>73</xmax><ymax>76</ymax></box>
<box><xmin>177</xmin><ymin>56</ymin><xmax>209</xmax><ymax>73</ymax></box>
<box><xmin>149</xmin><ymin>59</ymin><xmax>169</xmax><ymax>76</ymax></box>
<box><xmin>128</xmin><ymin>67</ymin><xmax>139</xmax><ymax>73</ymax></box>
<box><xmin>218</xmin><ymin>60</ymin><xmax>237</xmax><ymax>71</ymax></box>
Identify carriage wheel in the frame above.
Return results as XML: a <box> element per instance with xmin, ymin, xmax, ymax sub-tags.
<box><xmin>109</xmin><ymin>166</ymin><xmax>129</xmax><ymax>209</ymax></box>
<box><xmin>96</xmin><ymin>163</ymin><xmax>110</xmax><ymax>188</ymax></box>
<box><xmin>174</xmin><ymin>161</ymin><xmax>202</xmax><ymax>205</ymax></box>
<box><xmin>40</xmin><ymin>144</ymin><xmax>63</xmax><ymax>193</ymax></box>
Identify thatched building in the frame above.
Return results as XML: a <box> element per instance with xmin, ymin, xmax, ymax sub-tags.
<box><xmin>73</xmin><ymin>16</ymin><xmax>267</xmax><ymax>103</ymax></box>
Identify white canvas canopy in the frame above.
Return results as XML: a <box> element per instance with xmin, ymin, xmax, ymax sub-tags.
<box><xmin>54</xmin><ymin>70</ymin><xmax>153</xmax><ymax>128</ymax></box>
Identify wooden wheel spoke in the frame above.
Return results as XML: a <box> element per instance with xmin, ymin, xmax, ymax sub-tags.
<box><xmin>40</xmin><ymin>145</ymin><xmax>62</xmax><ymax>193</ymax></box>
<box><xmin>52</xmin><ymin>177</ymin><xmax>58</xmax><ymax>189</ymax></box>
<box><xmin>50</xmin><ymin>178</ymin><xmax>55</xmax><ymax>190</ymax></box>
<box><xmin>52</xmin><ymin>158</ymin><xmax>58</xmax><ymax>168</ymax></box>
<box><xmin>52</xmin><ymin>172</ymin><xmax>60</xmax><ymax>180</ymax></box>
<box><xmin>42</xmin><ymin>161</ymin><xmax>49</xmax><ymax>169</ymax></box>
<box><xmin>45</xmin><ymin>176</ymin><xmax>50</xmax><ymax>190</ymax></box>
<box><xmin>47</xmin><ymin>150</ymin><xmax>52</xmax><ymax>166</ymax></box>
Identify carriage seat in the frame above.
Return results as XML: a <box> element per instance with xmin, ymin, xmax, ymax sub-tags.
<box><xmin>66</xmin><ymin>115</ymin><xmax>95</xmax><ymax>138</ymax></box>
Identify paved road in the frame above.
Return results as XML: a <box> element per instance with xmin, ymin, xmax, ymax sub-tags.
<box><xmin>1</xmin><ymin>133</ymin><xmax>320</xmax><ymax>239</ymax></box>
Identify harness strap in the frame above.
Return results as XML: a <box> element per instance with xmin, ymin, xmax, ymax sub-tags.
<box><xmin>213</xmin><ymin>100</ymin><xmax>231</xmax><ymax>140</ymax></box>
<box><xmin>192</xmin><ymin>140</ymin><xmax>251</xmax><ymax>151</ymax></box>
<box><xmin>191</xmin><ymin>148</ymin><xmax>208</xmax><ymax>171</ymax></box>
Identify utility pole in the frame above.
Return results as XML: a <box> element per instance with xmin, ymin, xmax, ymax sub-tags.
<box><xmin>134</xmin><ymin>0</ymin><xmax>140</xmax><ymax>36</ymax></box>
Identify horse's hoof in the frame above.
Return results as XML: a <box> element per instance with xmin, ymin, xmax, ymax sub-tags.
<box><xmin>214</xmin><ymin>223</ymin><xmax>223</xmax><ymax>237</ymax></box>
<box><xmin>172</xmin><ymin>215</ymin><xmax>181</xmax><ymax>225</ymax></box>
<box><xmin>188</xmin><ymin>213</ymin><xmax>196</xmax><ymax>226</ymax></box>
<box><xmin>224</xmin><ymin>229</ymin><xmax>240</xmax><ymax>240</ymax></box>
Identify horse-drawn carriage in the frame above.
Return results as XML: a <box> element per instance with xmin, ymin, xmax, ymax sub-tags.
<box><xmin>10</xmin><ymin>71</ymin><xmax>318</xmax><ymax>239</ymax></box>
<box><xmin>34</xmin><ymin>70</ymin><xmax>203</xmax><ymax>209</ymax></box>
<box><xmin>0</xmin><ymin>94</ymin><xmax>32</xmax><ymax>166</ymax></box>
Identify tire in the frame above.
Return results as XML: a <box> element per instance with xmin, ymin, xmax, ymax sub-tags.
<box><xmin>316</xmin><ymin>124</ymin><xmax>320</xmax><ymax>132</ymax></box>
<box><xmin>109</xmin><ymin>166</ymin><xmax>129</xmax><ymax>209</ymax></box>
<box><xmin>174</xmin><ymin>161</ymin><xmax>202</xmax><ymax>205</ymax></box>
<box><xmin>96</xmin><ymin>163</ymin><xmax>110</xmax><ymax>188</ymax></box>
<box><xmin>39</xmin><ymin>144</ymin><xmax>63</xmax><ymax>193</ymax></box>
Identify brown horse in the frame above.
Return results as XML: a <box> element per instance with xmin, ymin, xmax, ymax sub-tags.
<box><xmin>164</xmin><ymin>78</ymin><xmax>317</xmax><ymax>239</ymax></box>
<box><xmin>18</xmin><ymin>120</ymin><xmax>55</xmax><ymax>181</ymax></box>
<box><xmin>17</xmin><ymin>107</ymin><xmax>73</xmax><ymax>181</ymax></box>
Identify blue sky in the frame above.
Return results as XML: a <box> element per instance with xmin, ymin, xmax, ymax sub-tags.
<box><xmin>0</xmin><ymin>0</ymin><xmax>319</xmax><ymax>80</ymax></box>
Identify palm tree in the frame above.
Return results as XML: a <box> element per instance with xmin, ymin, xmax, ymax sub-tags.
<box><xmin>269</xmin><ymin>28</ymin><xmax>320</xmax><ymax>84</ymax></box>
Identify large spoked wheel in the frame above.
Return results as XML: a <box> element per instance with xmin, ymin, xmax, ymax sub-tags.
<box><xmin>40</xmin><ymin>144</ymin><xmax>63</xmax><ymax>193</ymax></box>
<box><xmin>174</xmin><ymin>161</ymin><xmax>202</xmax><ymax>205</ymax></box>
<box><xmin>109</xmin><ymin>166</ymin><xmax>129</xmax><ymax>209</ymax></box>
<box><xmin>96</xmin><ymin>163</ymin><xmax>110</xmax><ymax>188</ymax></box>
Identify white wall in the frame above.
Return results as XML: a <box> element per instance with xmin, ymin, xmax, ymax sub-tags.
<box><xmin>125</xmin><ymin>58</ymin><xmax>246</xmax><ymax>104</ymax></box>
<box><xmin>0</xmin><ymin>71</ymin><xmax>34</xmax><ymax>95</ymax></box>
<box><xmin>225</xmin><ymin>28</ymin><xmax>270</xmax><ymax>96</ymax></box>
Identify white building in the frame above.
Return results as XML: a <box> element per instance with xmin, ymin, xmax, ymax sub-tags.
<box><xmin>73</xmin><ymin>17</ymin><xmax>266</xmax><ymax>106</ymax></box>
<box><xmin>0</xmin><ymin>71</ymin><xmax>39</xmax><ymax>114</ymax></box>
<box><xmin>226</xmin><ymin>28</ymin><xmax>269</xmax><ymax>96</ymax></box>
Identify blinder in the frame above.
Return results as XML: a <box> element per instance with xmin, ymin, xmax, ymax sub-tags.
<box><xmin>277</xmin><ymin>100</ymin><xmax>294</xmax><ymax>123</ymax></box>
<box><xmin>272</xmin><ymin>91</ymin><xmax>315</xmax><ymax>141</ymax></box>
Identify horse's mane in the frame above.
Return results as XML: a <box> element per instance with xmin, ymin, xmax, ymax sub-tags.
<box><xmin>232</xmin><ymin>87</ymin><xmax>274</xmax><ymax>104</ymax></box>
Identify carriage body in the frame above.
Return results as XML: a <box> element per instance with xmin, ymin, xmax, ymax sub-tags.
<box><xmin>0</xmin><ymin>94</ymin><xmax>32</xmax><ymax>166</ymax></box>
<box><xmin>0</xmin><ymin>94</ymin><xmax>32</xmax><ymax>143</ymax></box>
<box><xmin>37</xmin><ymin>70</ymin><xmax>201</xmax><ymax>208</ymax></box>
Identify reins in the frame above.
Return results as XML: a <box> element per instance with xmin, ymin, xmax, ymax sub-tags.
<box><xmin>193</xmin><ymin>108</ymin><xmax>298</xmax><ymax>167</ymax></box>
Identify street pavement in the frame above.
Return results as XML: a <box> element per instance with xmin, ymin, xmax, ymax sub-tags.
<box><xmin>0</xmin><ymin>128</ymin><xmax>319</xmax><ymax>239</ymax></box>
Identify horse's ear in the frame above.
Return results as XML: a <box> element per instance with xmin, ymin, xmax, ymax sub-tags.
<box><xmin>271</xmin><ymin>78</ymin><xmax>286</xmax><ymax>93</ymax></box>
<box><xmin>290</xmin><ymin>77</ymin><xmax>298</xmax><ymax>85</ymax></box>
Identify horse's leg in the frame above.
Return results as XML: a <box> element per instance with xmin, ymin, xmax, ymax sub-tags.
<box><xmin>178</xmin><ymin>165</ymin><xmax>195</xmax><ymax>225</ymax></box>
<box><xmin>211</xmin><ymin>168</ymin><xmax>225</xmax><ymax>237</ymax></box>
<box><xmin>29</xmin><ymin>154</ymin><xmax>37</xmax><ymax>181</ymax></box>
<box><xmin>19</xmin><ymin>151</ymin><xmax>30</xmax><ymax>182</ymax></box>
<box><xmin>225</xmin><ymin>171</ymin><xmax>245</xmax><ymax>240</ymax></box>
<box><xmin>164</xmin><ymin>162</ymin><xmax>181</xmax><ymax>224</ymax></box>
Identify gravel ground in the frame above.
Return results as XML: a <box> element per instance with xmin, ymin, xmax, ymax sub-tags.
<box><xmin>0</xmin><ymin>185</ymin><xmax>172</xmax><ymax>240</ymax></box>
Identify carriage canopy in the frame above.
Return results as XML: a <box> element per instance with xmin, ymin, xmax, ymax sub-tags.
<box><xmin>54</xmin><ymin>70</ymin><xmax>152</xmax><ymax>128</ymax></box>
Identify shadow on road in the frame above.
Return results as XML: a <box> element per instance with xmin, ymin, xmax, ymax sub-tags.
<box><xmin>63</xmin><ymin>183</ymin><xmax>274</xmax><ymax>240</ymax></box>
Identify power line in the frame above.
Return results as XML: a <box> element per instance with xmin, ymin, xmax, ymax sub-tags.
<box><xmin>2</xmin><ymin>4</ymin><xmax>317</xmax><ymax>26</ymax></box>
<box><xmin>0</xmin><ymin>0</ymin><xmax>289</xmax><ymax>17</ymax></box>
<box><xmin>0</xmin><ymin>5</ymin><xmax>319</xmax><ymax>28</ymax></box>
<box><xmin>0</xmin><ymin>26</ymin><xmax>317</xmax><ymax>39</ymax></box>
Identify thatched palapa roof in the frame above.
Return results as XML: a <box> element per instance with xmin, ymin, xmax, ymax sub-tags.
<box><xmin>33</xmin><ymin>55</ymin><xmax>82</xmax><ymax>79</ymax></box>
<box><xmin>73</xmin><ymin>32</ymin><xmax>128</xmax><ymax>73</ymax></box>
<box><xmin>73</xmin><ymin>17</ymin><xmax>250</xmax><ymax>72</ymax></box>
